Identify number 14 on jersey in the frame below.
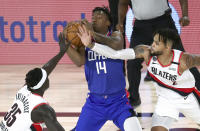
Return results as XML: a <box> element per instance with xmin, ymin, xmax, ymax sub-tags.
<box><xmin>96</xmin><ymin>61</ymin><xmax>107</xmax><ymax>74</ymax></box>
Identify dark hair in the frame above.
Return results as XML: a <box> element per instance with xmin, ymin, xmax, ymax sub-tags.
<box><xmin>153</xmin><ymin>28</ymin><xmax>181</xmax><ymax>47</ymax></box>
<box><xmin>25</xmin><ymin>68</ymin><xmax>42</xmax><ymax>91</ymax></box>
<box><xmin>92</xmin><ymin>6</ymin><xmax>112</xmax><ymax>25</ymax></box>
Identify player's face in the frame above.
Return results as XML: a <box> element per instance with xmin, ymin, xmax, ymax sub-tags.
<box><xmin>92</xmin><ymin>11</ymin><xmax>109</xmax><ymax>32</ymax></box>
<box><xmin>150</xmin><ymin>34</ymin><xmax>166</xmax><ymax>56</ymax></box>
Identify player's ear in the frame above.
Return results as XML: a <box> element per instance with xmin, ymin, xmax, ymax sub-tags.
<box><xmin>106</xmin><ymin>20</ymin><xmax>111</xmax><ymax>27</ymax></box>
<box><xmin>166</xmin><ymin>41</ymin><xmax>173</xmax><ymax>49</ymax></box>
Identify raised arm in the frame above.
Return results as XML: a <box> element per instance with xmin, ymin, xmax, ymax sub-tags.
<box><xmin>77</xmin><ymin>25</ymin><xmax>150</xmax><ymax>61</ymax></box>
<box><xmin>31</xmin><ymin>104</ymin><xmax>65</xmax><ymax>131</ymax></box>
<box><xmin>42</xmin><ymin>33</ymin><xmax>68</xmax><ymax>75</ymax></box>
<box><xmin>179</xmin><ymin>53</ymin><xmax>200</xmax><ymax>74</ymax></box>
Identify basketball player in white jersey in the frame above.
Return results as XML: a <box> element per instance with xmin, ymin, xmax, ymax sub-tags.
<box><xmin>77</xmin><ymin>26</ymin><xmax>200</xmax><ymax>131</ymax></box>
<box><xmin>0</xmin><ymin>33</ymin><xmax>68</xmax><ymax>131</ymax></box>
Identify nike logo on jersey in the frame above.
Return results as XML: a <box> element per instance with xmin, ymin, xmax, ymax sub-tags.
<box><xmin>151</xmin><ymin>67</ymin><xmax>177</xmax><ymax>82</ymax></box>
<box><xmin>184</xmin><ymin>96</ymin><xmax>188</xmax><ymax>100</ymax></box>
<box><xmin>172</xmin><ymin>81</ymin><xmax>177</xmax><ymax>85</ymax></box>
<box><xmin>152</xmin><ymin>62</ymin><xmax>157</xmax><ymax>64</ymax></box>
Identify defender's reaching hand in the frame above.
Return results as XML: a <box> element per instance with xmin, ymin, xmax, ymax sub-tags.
<box><xmin>58</xmin><ymin>32</ymin><xmax>71</xmax><ymax>52</ymax></box>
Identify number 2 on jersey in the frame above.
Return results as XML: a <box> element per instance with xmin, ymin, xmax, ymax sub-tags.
<box><xmin>96</xmin><ymin>61</ymin><xmax>107</xmax><ymax>74</ymax></box>
<box><xmin>4</xmin><ymin>103</ymin><xmax>21</xmax><ymax>127</ymax></box>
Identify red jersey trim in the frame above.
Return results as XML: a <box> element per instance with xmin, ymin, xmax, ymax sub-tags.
<box><xmin>157</xmin><ymin>50</ymin><xmax>174</xmax><ymax>67</ymax></box>
<box><xmin>147</xmin><ymin>56</ymin><xmax>153</xmax><ymax>66</ymax></box>
<box><xmin>194</xmin><ymin>88</ymin><xmax>200</xmax><ymax>97</ymax></box>
<box><xmin>177</xmin><ymin>52</ymin><xmax>184</xmax><ymax>76</ymax></box>
<box><xmin>32</xmin><ymin>123</ymin><xmax>43</xmax><ymax>131</ymax></box>
<box><xmin>149</xmin><ymin>71</ymin><xmax>194</xmax><ymax>93</ymax></box>
<box><xmin>33</xmin><ymin>103</ymin><xmax>48</xmax><ymax>110</ymax></box>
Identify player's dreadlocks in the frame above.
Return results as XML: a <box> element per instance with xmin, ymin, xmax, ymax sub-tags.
<box><xmin>153</xmin><ymin>28</ymin><xmax>181</xmax><ymax>48</ymax></box>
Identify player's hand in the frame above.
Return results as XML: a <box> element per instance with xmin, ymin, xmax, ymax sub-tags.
<box><xmin>81</xmin><ymin>19</ymin><xmax>94</xmax><ymax>36</ymax></box>
<box><xmin>77</xmin><ymin>25</ymin><xmax>93</xmax><ymax>48</ymax></box>
<box><xmin>179</xmin><ymin>16</ymin><xmax>190</xmax><ymax>26</ymax></box>
<box><xmin>58</xmin><ymin>32</ymin><xmax>71</xmax><ymax>53</ymax></box>
<box><xmin>116</xmin><ymin>24</ymin><xmax>124</xmax><ymax>33</ymax></box>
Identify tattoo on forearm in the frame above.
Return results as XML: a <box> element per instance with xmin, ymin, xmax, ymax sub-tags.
<box><xmin>94</xmin><ymin>34</ymin><xmax>113</xmax><ymax>45</ymax></box>
<box><xmin>135</xmin><ymin>46</ymin><xmax>144</xmax><ymax>56</ymax></box>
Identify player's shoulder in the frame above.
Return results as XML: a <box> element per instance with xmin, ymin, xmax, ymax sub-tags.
<box><xmin>179</xmin><ymin>52</ymin><xmax>189</xmax><ymax>65</ymax></box>
<box><xmin>31</xmin><ymin>104</ymin><xmax>55</xmax><ymax>122</ymax></box>
<box><xmin>33</xmin><ymin>104</ymin><xmax>53</xmax><ymax>112</ymax></box>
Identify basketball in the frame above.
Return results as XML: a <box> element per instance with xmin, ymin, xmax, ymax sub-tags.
<box><xmin>63</xmin><ymin>21</ymin><xmax>83</xmax><ymax>48</ymax></box>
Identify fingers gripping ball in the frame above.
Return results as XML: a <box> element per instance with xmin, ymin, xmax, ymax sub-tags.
<box><xmin>63</xmin><ymin>21</ymin><xmax>84</xmax><ymax>48</ymax></box>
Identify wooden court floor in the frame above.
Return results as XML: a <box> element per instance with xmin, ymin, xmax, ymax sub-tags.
<box><xmin>0</xmin><ymin>64</ymin><xmax>199</xmax><ymax>131</ymax></box>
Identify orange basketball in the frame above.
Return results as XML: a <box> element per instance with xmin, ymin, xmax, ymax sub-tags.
<box><xmin>63</xmin><ymin>21</ymin><xmax>83</xmax><ymax>48</ymax></box>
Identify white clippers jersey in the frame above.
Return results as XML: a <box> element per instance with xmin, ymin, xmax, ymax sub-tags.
<box><xmin>147</xmin><ymin>49</ymin><xmax>197</xmax><ymax>98</ymax></box>
<box><xmin>0</xmin><ymin>86</ymin><xmax>47</xmax><ymax>131</ymax></box>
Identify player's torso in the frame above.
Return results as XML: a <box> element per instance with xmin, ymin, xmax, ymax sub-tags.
<box><xmin>147</xmin><ymin>49</ymin><xmax>195</xmax><ymax>97</ymax></box>
<box><xmin>0</xmin><ymin>86</ymin><xmax>47</xmax><ymax>131</ymax></box>
<box><xmin>84</xmin><ymin>48</ymin><xmax>126</xmax><ymax>95</ymax></box>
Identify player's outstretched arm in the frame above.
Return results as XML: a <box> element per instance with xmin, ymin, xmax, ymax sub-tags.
<box><xmin>31</xmin><ymin>104</ymin><xmax>65</xmax><ymax>131</ymax></box>
<box><xmin>179</xmin><ymin>53</ymin><xmax>200</xmax><ymax>74</ymax></box>
<box><xmin>42</xmin><ymin>33</ymin><xmax>68</xmax><ymax>75</ymax></box>
<box><xmin>77</xmin><ymin>25</ymin><xmax>150</xmax><ymax>60</ymax></box>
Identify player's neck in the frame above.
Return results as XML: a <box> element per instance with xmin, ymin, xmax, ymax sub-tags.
<box><xmin>32</xmin><ymin>90</ymin><xmax>44</xmax><ymax>97</ymax></box>
<box><xmin>158</xmin><ymin>50</ymin><xmax>173</xmax><ymax>65</ymax></box>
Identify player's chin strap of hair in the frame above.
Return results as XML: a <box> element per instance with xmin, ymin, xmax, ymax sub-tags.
<box><xmin>30</xmin><ymin>68</ymin><xmax>47</xmax><ymax>90</ymax></box>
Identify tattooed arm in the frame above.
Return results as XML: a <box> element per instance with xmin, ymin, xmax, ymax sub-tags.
<box><xmin>92</xmin><ymin>31</ymin><xmax>123</xmax><ymax>50</ymax></box>
<box><xmin>179</xmin><ymin>53</ymin><xmax>200</xmax><ymax>74</ymax></box>
<box><xmin>134</xmin><ymin>45</ymin><xmax>151</xmax><ymax>62</ymax></box>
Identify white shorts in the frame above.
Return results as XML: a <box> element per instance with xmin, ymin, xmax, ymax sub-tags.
<box><xmin>152</xmin><ymin>113</ymin><xmax>176</xmax><ymax>130</ymax></box>
<box><xmin>154</xmin><ymin>91</ymin><xmax>200</xmax><ymax>124</ymax></box>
